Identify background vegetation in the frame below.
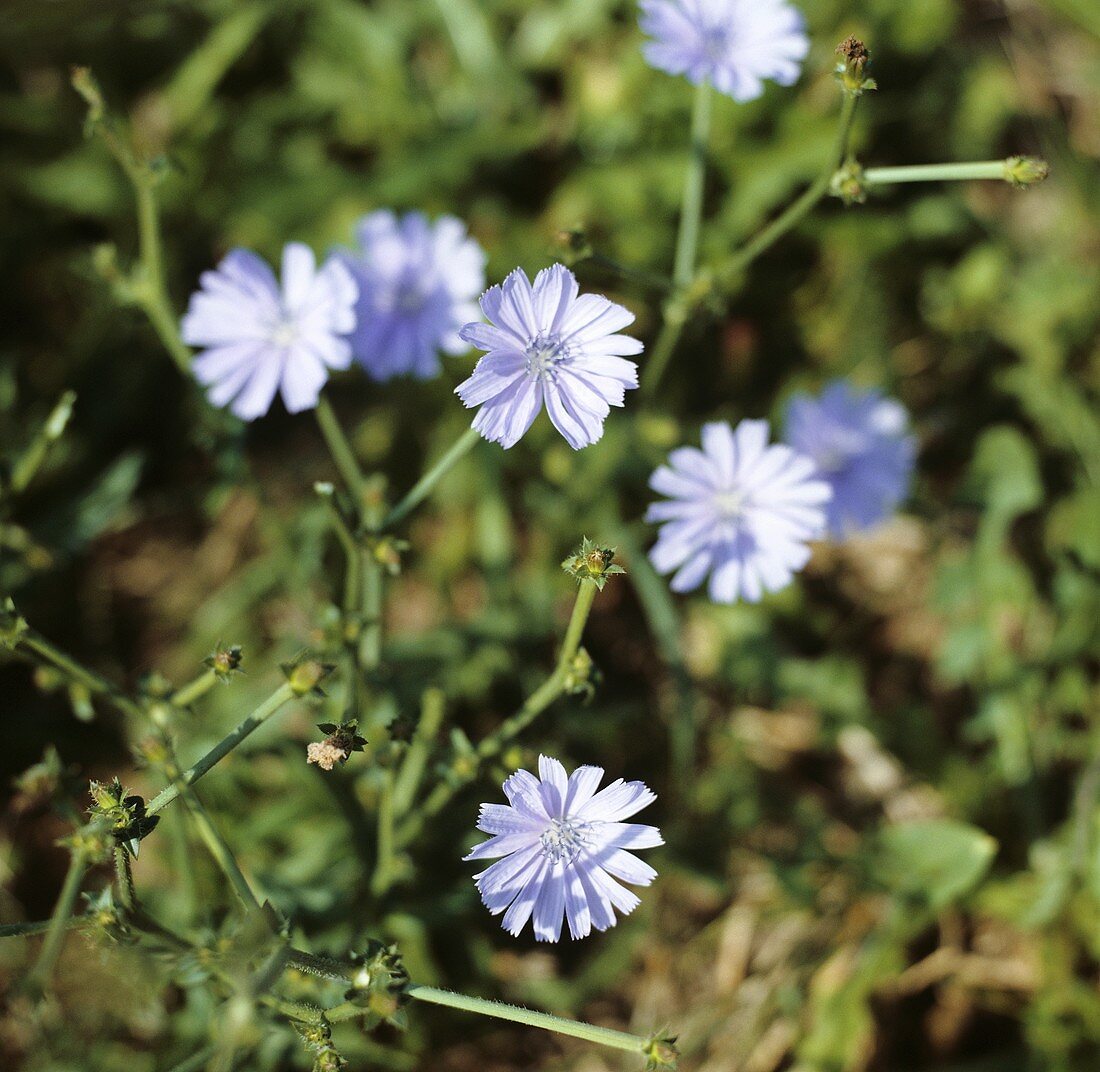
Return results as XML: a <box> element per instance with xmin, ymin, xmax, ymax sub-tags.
<box><xmin>2</xmin><ymin>0</ymin><xmax>1099</xmax><ymax>1069</ymax></box>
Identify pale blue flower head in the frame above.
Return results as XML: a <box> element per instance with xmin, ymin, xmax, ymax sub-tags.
<box><xmin>182</xmin><ymin>243</ymin><xmax>357</xmax><ymax>421</ymax></box>
<box><xmin>784</xmin><ymin>380</ymin><xmax>916</xmax><ymax>538</ymax></box>
<box><xmin>646</xmin><ymin>419</ymin><xmax>831</xmax><ymax>604</ymax></box>
<box><xmin>456</xmin><ymin>265</ymin><xmax>642</xmax><ymax>450</ymax></box>
<box><xmin>639</xmin><ymin>0</ymin><xmax>809</xmax><ymax>102</ymax></box>
<box><xmin>343</xmin><ymin>210</ymin><xmax>486</xmax><ymax>381</ymax></box>
<box><xmin>465</xmin><ymin>756</ymin><xmax>662</xmax><ymax>942</ymax></box>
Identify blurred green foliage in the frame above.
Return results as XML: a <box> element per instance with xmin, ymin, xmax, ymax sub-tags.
<box><xmin>1</xmin><ymin>1</ymin><xmax>1099</xmax><ymax>1070</ymax></box>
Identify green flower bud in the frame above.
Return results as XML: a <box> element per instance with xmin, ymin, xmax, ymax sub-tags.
<box><xmin>562</xmin><ymin>537</ymin><xmax>625</xmax><ymax>590</ymax></box>
<box><xmin>644</xmin><ymin>1032</ymin><xmax>680</xmax><ymax>1070</ymax></box>
<box><xmin>1003</xmin><ymin>155</ymin><xmax>1050</xmax><ymax>189</ymax></box>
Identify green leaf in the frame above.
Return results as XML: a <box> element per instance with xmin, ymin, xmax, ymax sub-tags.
<box><xmin>877</xmin><ymin>820</ymin><xmax>998</xmax><ymax>910</ymax></box>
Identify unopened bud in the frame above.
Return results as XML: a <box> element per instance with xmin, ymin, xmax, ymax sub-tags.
<box><xmin>830</xmin><ymin>159</ymin><xmax>867</xmax><ymax>205</ymax></box>
<box><xmin>1003</xmin><ymin>155</ymin><xmax>1049</xmax><ymax>189</ymax></box>
<box><xmin>562</xmin><ymin>537</ymin><xmax>625</xmax><ymax>590</ymax></box>
<box><xmin>644</xmin><ymin>1033</ymin><xmax>680</xmax><ymax>1070</ymax></box>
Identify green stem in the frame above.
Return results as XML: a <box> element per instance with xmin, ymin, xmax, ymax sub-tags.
<box><xmin>165</xmin><ymin>1045</ymin><xmax>219</xmax><ymax>1072</ymax></box>
<box><xmin>174</xmin><ymin>777</ymin><xmax>261</xmax><ymax>912</ymax></box>
<box><xmin>2</xmin><ymin>918</ymin><xmax>80</xmax><ymax>939</ymax></box>
<box><xmin>9</xmin><ymin>391</ymin><xmax>77</xmax><ymax>495</ymax></box>
<box><xmin>147</xmin><ymin>682</ymin><xmax>296</xmax><ymax>815</ymax></box>
<box><xmin>384</xmin><ymin>426</ymin><xmax>482</xmax><ymax>530</ymax></box>
<box><xmin>391</xmin><ymin>688</ymin><xmax>446</xmax><ymax>815</ymax></box>
<box><xmin>17</xmin><ymin>628</ymin><xmax>146</xmax><ymax>721</ymax></box>
<box><xmin>396</xmin><ymin>580</ymin><xmax>599</xmax><ymax>849</ymax></box>
<box><xmin>862</xmin><ymin>161</ymin><xmax>1011</xmax><ymax>185</ymax></box>
<box><xmin>171</xmin><ymin>668</ymin><xmax>218</xmax><ymax>709</ymax></box>
<box><xmin>25</xmin><ymin>849</ymin><xmax>89</xmax><ymax>991</ymax></box>
<box><xmin>673</xmin><ymin>79</ymin><xmax>712</xmax><ymax>289</ymax></box>
<box><xmin>370</xmin><ymin>769</ymin><xmax>397</xmax><ymax>896</ymax></box>
<box><xmin>405</xmin><ymin>985</ymin><xmax>649</xmax><ymax>1054</ymax></box>
<box><xmin>719</xmin><ymin>91</ymin><xmax>858</xmax><ymax>283</ymax></box>
<box><xmin>314</xmin><ymin>395</ymin><xmax>368</xmax><ymax>505</ymax></box>
<box><xmin>617</xmin><ymin>525</ymin><xmax>697</xmax><ymax>785</ymax></box>
<box><xmin>114</xmin><ymin>846</ymin><xmax>137</xmax><ymax>912</ymax></box>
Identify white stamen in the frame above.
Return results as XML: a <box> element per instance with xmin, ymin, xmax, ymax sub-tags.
<box><xmin>539</xmin><ymin>817</ymin><xmax>593</xmax><ymax>863</ymax></box>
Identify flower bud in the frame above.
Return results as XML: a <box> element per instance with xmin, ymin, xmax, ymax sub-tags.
<box><xmin>205</xmin><ymin>642</ymin><xmax>244</xmax><ymax>682</ymax></box>
<box><xmin>0</xmin><ymin>599</ymin><xmax>28</xmax><ymax>650</ymax></box>
<box><xmin>561</xmin><ymin>537</ymin><xmax>625</xmax><ymax>591</ymax></box>
<box><xmin>644</xmin><ymin>1032</ymin><xmax>680</xmax><ymax>1070</ymax></box>
<box><xmin>830</xmin><ymin>159</ymin><xmax>867</xmax><ymax>205</ymax></box>
<box><xmin>282</xmin><ymin>657</ymin><xmax>334</xmax><ymax>697</ymax></box>
<box><xmin>1003</xmin><ymin>155</ymin><xmax>1050</xmax><ymax>189</ymax></box>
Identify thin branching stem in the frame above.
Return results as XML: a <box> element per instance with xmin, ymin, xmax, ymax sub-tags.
<box><xmin>384</xmin><ymin>426</ymin><xmax>482</xmax><ymax>530</ymax></box>
<box><xmin>25</xmin><ymin>849</ymin><xmax>89</xmax><ymax>991</ymax></box>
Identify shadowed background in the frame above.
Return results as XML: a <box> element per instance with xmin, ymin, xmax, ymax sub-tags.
<box><xmin>2</xmin><ymin>1</ymin><xmax>1099</xmax><ymax>1070</ymax></box>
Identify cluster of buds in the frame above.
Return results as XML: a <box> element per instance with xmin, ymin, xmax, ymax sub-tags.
<box><xmin>307</xmin><ymin>719</ymin><xmax>367</xmax><ymax>772</ymax></box>
<box><xmin>205</xmin><ymin>642</ymin><xmax>244</xmax><ymax>682</ymax></box>
<box><xmin>294</xmin><ymin>1021</ymin><xmax>347</xmax><ymax>1072</ymax></box>
<box><xmin>343</xmin><ymin>940</ymin><xmax>411</xmax><ymax>1030</ymax></box>
<box><xmin>561</xmin><ymin>537</ymin><xmax>625</xmax><ymax>591</ymax></box>
<box><xmin>88</xmin><ymin>778</ymin><xmax>159</xmax><ymax>858</ymax></box>
<box><xmin>563</xmin><ymin>647</ymin><xmax>599</xmax><ymax>701</ymax></box>
<box><xmin>368</xmin><ymin>534</ymin><xmax>409</xmax><ymax>577</ymax></box>
<box><xmin>0</xmin><ymin>598</ymin><xmax>28</xmax><ymax>650</ymax></box>
<box><xmin>82</xmin><ymin>887</ymin><xmax>131</xmax><ymax>944</ymax></box>
<box><xmin>830</xmin><ymin>158</ymin><xmax>867</xmax><ymax>206</ymax></box>
<box><xmin>834</xmin><ymin>36</ymin><xmax>876</xmax><ymax>96</ymax></box>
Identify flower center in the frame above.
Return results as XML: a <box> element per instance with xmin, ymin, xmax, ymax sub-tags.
<box><xmin>525</xmin><ymin>333</ymin><xmax>569</xmax><ymax>380</ymax></box>
<box><xmin>397</xmin><ymin>284</ymin><xmax>427</xmax><ymax>313</ymax></box>
<box><xmin>539</xmin><ymin>817</ymin><xmax>593</xmax><ymax>864</ymax></box>
<box><xmin>713</xmin><ymin>488</ymin><xmax>748</xmax><ymax>519</ymax></box>
<box><xmin>270</xmin><ymin>319</ymin><xmax>300</xmax><ymax>348</ymax></box>
<box><xmin>702</xmin><ymin>24</ymin><xmax>735</xmax><ymax>61</ymax></box>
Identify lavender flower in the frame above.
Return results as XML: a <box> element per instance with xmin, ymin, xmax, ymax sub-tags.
<box><xmin>342</xmin><ymin>211</ymin><xmax>486</xmax><ymax>381</ymax></box>
<box><xmin>783</xmin><ymin>380</ymin><xmax>916</xmax><ymax>538</ymax></box>
<box><xmin>465</xmin><ymin>756</ymin><xmax>662</xmax><ymax>942</ymax></box>
<box><xmin>639</xmin><ymin>0</ymin><xmax>810</xmax><ymax>102</ymax></box>
<box><xmin>646</xmin><ymin>419</ymin><xmax>831</xmax><ymax>603</ymax></box>
<box><xmin>182</xmin><ymin>244</ymin><xmax>357</xmax><ymax>421</ymax></box>
<box><xmin>456</xmin><ymin>265</ymin><xmax>641</xmax><ymax>450</ymax></box>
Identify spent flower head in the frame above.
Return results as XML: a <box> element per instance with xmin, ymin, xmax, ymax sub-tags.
<box><xmin>639</xmin><ymin>0</ymin><xmax>810</xmax><ymax>102</ymax></box>
<box><xmin>342</xmin><ymin>210</ymin><xmax>486</xmax><ymax>381</ymax></box>
<box><xmin>182</xmin><ymin>244</ymin><xmax>357</xmax><ymax>421</ymax></box>
<box><xmin>456</xmin><ymin>265</ymin><xmax>641</xmax><ymax>450</ymax></box>
<box><xmin>465</xmin><ymin>756</ymin><xmax>662</xmax><ymax>942</ymax></box>
<box><xmin>834</xmin><ymin>35</ymin><xmax>876</xmax><ymax>96</ymax></box>
<box><xmin>205</xmin><ymin>642</ymin><xmax>244</xmax><ymax>682</ymax></box>
<box><xmin>646</xmin><ymin>419</ymin><xmax>831</xmax><ymax>603</ymax></box>
<box><xmin>783</xmin><ymin>380</ymin><xmax>915</xmax><ymax>538</ymax></box>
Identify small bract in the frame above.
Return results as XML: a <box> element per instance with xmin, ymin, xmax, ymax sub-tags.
<box><xmin>466</xmin><ymin>756</ymin><xmax>662</xmax><ymax>942</ymax></box>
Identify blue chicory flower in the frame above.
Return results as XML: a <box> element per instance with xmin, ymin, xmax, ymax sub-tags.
<box><xmin>639</xmin><ymin>0</ymin><xmax>810</xmax><ymax>102</ymax></box>
<box><xmin>783</xmin><ymin>380</ymin><xmax>916</xmax><ymax>538</ymax></box>
<box><xmin>182</xmin><ymin>243</ymin><xmax>357</xmax><ymax>421</ymax></box>
<box><xmin>342</xmin><ymin>210</ymin><xmax>486</xmax><ymax>381</ymax></box>
<box><xmin>456</xmin><ymin>265</ymin><xmax>642</xmax><ymax>450</ymax></box>
<box><xmin>465</xmin><ymin>756</ymin><xmax>662</xmax><ymax>942</ymax></box>
<box><xmin>646</xmin><ymin>419</ymin><xmax>831</xmax><ymax>603</ymax></box>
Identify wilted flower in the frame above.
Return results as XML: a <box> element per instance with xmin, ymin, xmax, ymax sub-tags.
<box><xmin>646</xmin><ymin>420</ymin><xmax>831</xmax><ymax>603</ymax></box>
<box><xmin>466</xmin><ymin>756</ymin><xmax>662</xmax><ymax>942</ymax></box>
<box><xmin>783</xmin><ymin>380</ymin><xmax>916</xmax><ymax>538</ymax></box>
<box><xmin>182</xmin><ymin>244</ymin><xmax>357</xmax><ymax>421</ymax></box>
<box><xmin>639</xmin><ymin>0</ymin><xmax>810</xmax><ymax>102</ymax></box>
<box><xmin>343</xmin><ymin>211</ymin><xmax>486</xmax><ymax>381</ymax></box>
<box><xmin>456</xmin><ymin>265</ymin><xmax>641</xmax><ymax>450</ymax></box>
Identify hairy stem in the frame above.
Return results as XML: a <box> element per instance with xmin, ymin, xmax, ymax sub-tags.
<box><xmin>862</xmin><ymin>161</ymin><xmax>1013</xmax><ymax>185</ymax></box>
